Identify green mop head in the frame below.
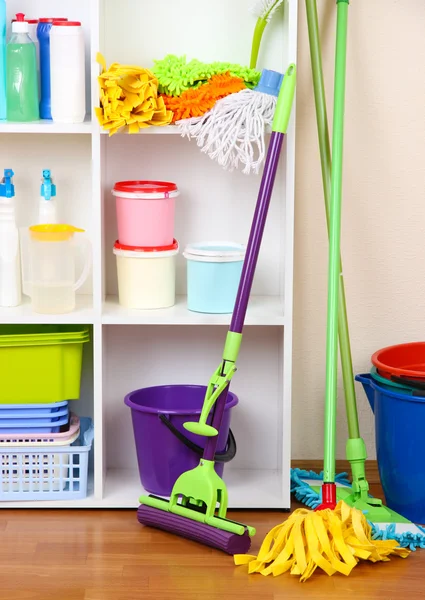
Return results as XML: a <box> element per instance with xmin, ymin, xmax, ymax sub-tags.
<box><xmin>153</xmin><ymin>55</ymin><xmax>260</xmax><ymax>96</ymax></box>
<box><xmin>291</xmin><ymin>468</ymin><xmax>425</xmax><ymax>550</ymax></box>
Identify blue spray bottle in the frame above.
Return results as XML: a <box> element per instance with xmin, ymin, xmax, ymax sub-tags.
<box><xmin>38</xmin><ymin>169</ymin><xmax>57</xmax><ymax>223</ymax></box>
<box><xmin>0</xmin><ymin>0</ymin><xmax>6</xmax><ymax>120</ymax></box>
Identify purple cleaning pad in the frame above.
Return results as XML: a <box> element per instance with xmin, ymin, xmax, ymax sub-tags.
<box><xmin>137</xmin><ymin>504</ymin><xmax>252</xmax><ymax>555</ymax></box>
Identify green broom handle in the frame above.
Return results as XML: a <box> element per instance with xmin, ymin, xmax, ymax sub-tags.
<box><xmin>324</xmin><ymin>0</ymin><xmax>349</xmax><ymax>483</ymax></box>
<box><xmin>305</xmin><ymin>0</ymin><xmax>359</xmax><ymax>440</ymax></box>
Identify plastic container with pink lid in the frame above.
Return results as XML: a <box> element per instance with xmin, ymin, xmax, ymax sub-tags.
<box><xmin>112</xmin><ymin>180</ymin><xmax>180</xmax><ymax>247</ymax></box>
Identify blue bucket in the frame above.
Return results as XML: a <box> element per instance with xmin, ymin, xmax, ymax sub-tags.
<box><xmin>356</xmin><ymin>373</ymin><xmax>425</xmax><ymax>524</ymax></box>
<box><xmin>184</xmin><ymin>242</ymin><xmax>245</xmax><ymax>314</ymax></box>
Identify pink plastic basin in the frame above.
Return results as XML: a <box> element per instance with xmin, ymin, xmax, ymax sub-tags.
<box><xmin>112</xmin><ymin>180</ymin><xmax>179</xmax><ymax>247</ymax></box>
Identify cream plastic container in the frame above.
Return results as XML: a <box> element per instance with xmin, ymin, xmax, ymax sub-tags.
<box><xmin>113</xmin><ymin>239</ymin><xmax>178</xmax><ymax>310</ymax></box>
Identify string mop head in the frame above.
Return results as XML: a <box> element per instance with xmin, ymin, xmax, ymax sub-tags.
<box><xmin>177</xmin><ymin>69</ymin><xmax>283</xmax><ymax>175</ymax></box>
<box><xmin>234</xmin><ymin>500</ymin><xmax>410</xmax><ymax>582</ymax></box>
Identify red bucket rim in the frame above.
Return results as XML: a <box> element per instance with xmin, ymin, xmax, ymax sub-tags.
<box><xmin>371</xmin><ymin>341</ymin><xmax>425</xmax><ymax>380</ymax></box>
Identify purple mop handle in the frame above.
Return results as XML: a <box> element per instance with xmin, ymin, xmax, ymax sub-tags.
<box><xmin>203</xmin><ymin>131</ymin><xmax>285</xmax><ymax>462</ymax></box>
<box><xmin>230</xmin><ymin>131</ymin><xmax>285</xmax><ymax>334</ymax></box>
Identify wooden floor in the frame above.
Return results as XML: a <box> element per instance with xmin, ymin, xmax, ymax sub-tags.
<box><xmin>1</xmin><ymin>483</ymin><xmax>424</xmax><ymax>600</ymax></box>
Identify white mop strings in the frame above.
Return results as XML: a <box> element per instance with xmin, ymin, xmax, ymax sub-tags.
<box><xmin>177</xmin><ymin>89</ymin><xmax>277</xmax><ymax>175</ymax></box>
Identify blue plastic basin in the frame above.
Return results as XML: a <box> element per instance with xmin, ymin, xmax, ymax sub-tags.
<box><xmin>356</xmin><ymin>373</ymin><xmax>425</xmax><ymax>524</ymax></box>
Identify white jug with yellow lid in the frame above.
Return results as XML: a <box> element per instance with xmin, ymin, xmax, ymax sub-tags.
<box><xmin>26</xmin><ymin>224</ymin><xmax>91</xmax><ymax>314</ymax></box>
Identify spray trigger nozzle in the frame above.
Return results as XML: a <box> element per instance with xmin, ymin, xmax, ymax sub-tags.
<box><xmin>0</xmin><ymin>169</ymin><xmax>15</xmax><ymax>198</ymax></box>
<box><xmin>41</xmin><ymin>169</ymin><xmax>56</xmax><ymax>201</ymax></box>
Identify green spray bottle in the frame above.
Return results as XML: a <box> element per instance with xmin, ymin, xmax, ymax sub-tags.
<box><xmin>6</xmin><ymin>13</ymin><xmax>38</xmax><ymax>122</ymax></box>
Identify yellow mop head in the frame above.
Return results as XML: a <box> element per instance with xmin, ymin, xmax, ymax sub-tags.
<box><xmin>234</xmin><ymin>501</ymin><xmax>410</xmax><ymax>582</ymax></box>
<box><xmin>95</xmin><ymin>53</ymin><xmax>173</xmax><ymax>136</ymax></box>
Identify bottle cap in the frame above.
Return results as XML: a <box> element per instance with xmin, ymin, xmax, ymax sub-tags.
<box><xmin>41</xmin><ymin>170</ymin><xmax>56</xmax><ymax>201</ymax></box>
<box><xmin>254</xmin><ymin>69</ymin><xmax>284</xmax><ymax>97</ymax></box>
<box><xmin>12</xmin><ymin>13</ymin><xmax>29</xmax><ymax>33</ymax></box>
<box><xmin>11</xmin><ymin>18</ymin><xmax>39</xmax><ymax>24</ymax></box>
<box><xmin>0</xmin><ymin>170</ymin><xmax>15</xmax><ymax>199</ymax></box>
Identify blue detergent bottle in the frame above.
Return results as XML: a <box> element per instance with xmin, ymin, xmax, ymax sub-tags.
<box><xmin>37</xmin><ymin>17</ymin><xmax>67</xmax><ymax>120</ymax></box>
<box><xmin>0</xmin><ymin>0</ymin><xmax>6</xmax><ymax>120</ymax></box>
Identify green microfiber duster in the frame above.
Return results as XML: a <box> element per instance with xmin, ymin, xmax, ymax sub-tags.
<box><xmin>153</xmin><ymin>54</ymin><xmax>260</xmax><ymax>96</ymax></box>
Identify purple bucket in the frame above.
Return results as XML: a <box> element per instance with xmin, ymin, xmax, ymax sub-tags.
<box><xmin>124</xmin><ymin>384</ymin><xmax>238</xmax><ymax>496</ymax></box>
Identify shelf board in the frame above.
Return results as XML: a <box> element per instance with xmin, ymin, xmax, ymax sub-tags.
<box><xmin>102</xmin><ymin>295</ymin><xmax>285</xmax><ymax>326</ymax></box>
<box><xmin>99</xmin><ymin>124</ymin><xmax>181</xmax><ymax>135</ymax></box>
<box><xmin>103</xmin><ymin>468</ymin><xmax>285</xmax><ymax>509</ymax></box>
<box><xmin>98</xmin><ymin>125</ymin><xmax>272</xmax><ymax>136</ymax></box>
<box><xmin>0</xmin><ymin>118</ymin><xmax>93</xmax><ymax>134</ymax></box>
<box><xmin>0</xmin><ymin>469</ymin><xmax>286</xmax><ymax>508</ymax></box>
<box><xmin>0</xmin><ymin>295</ymin><xmax>95</xmax><ymax>324</ymax></box>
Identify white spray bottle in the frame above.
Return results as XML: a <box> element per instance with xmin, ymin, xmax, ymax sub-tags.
<box><xmin>0</xmin><ymin>169</ymin><xmax>22</xmax><ymax>307</ymax></box>
<box><xmin>38</xmin><ymin>169</ymin><xmax>57</xmax><ymax>223</ymax></box>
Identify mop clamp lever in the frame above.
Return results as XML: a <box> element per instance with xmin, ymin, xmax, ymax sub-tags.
<box><xmin>183</xmin><ymin>361</ymin><xmax>237</xmax><ymax>437</ymax></box>
<box><xmin>184</xmin><ymin>331</ymin><xmax>242</xmax><ymax>437</ymax></box>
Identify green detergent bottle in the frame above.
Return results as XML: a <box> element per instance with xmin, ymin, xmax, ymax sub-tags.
<box><xmin>6</xmin><ymin>13</ymin><xmax>39</xmax><ymax>122</ymax></box>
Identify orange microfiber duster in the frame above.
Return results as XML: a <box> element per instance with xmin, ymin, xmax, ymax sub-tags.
<box><xmin>95</xmin><ymin>53</ymin><xmax>173</xmax><ymax>135</ymax></box>
<box><xmin>162</xmin><ymin>72</ymin><xmax>246</xmax><ymax>123</ymax></box>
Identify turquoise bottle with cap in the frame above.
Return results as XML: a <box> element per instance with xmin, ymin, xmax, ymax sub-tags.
<box><xmin>0</xmin><ymin>169</ymin><xmax>22</xmax><ymax>307</ymax></box>
<box><xmin>38</xmin><ymin>169</ymin><xmax>57</xmax><ymax>223</ymax></box>
<box><xmin>0</xmin><ymin>0</ymin><xmax>6</xmax><ymax>120</ymax></box>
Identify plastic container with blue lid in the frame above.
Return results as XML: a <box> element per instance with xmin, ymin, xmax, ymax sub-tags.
<box><xmin>184</xmin><ymin>241</ymin><xmax>245</xmax><ymax>314</ymax></box>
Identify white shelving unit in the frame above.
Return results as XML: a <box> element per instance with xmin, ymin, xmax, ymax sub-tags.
<box><xmin>0</xmin><ymin>0</ymin><xmax>297</xmax><ymax>509</ymax></box>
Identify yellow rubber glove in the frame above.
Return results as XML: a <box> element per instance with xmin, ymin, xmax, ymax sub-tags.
<box><xmin>95</xmin><ymin>53</ymin><xmax>173</xmax><ymax>135</ymax></box>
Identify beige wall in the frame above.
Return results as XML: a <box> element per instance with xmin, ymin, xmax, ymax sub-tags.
<box><xmin>292</xmin><ymin>0</ymin><xmax>425</xmax><ymax>460</ymax></box>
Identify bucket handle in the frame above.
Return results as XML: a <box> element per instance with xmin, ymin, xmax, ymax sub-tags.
<box><xmin>390</xmin><ymin>374</ymin><xmax>425</xmax><ymax>396</ymax></box>
<box><xmin>158</xmin><ymin>414</ymin><xmax>237</xmax><ymax>463</ymax></box>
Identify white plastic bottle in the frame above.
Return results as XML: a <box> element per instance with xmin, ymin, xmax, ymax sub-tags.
<box><xmin>0</xmin><ymin>169</ymin><xmax>22</xmax><ymax>307</ymax></box>
<box><xmin>50</xmin><ymin>21</ymin><xmax>86</xmax><ymax>123</ymax></box>
<box><xmin>38</xmin><ymin>169</ymin><xmax>57</xmax><ymax>223</ymax></box>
